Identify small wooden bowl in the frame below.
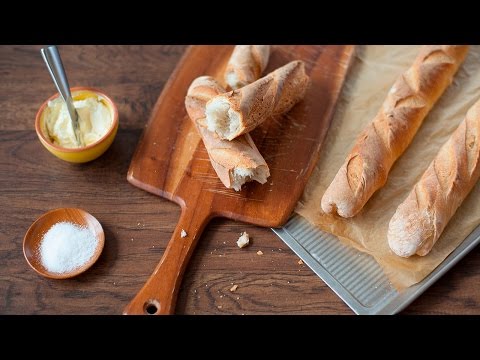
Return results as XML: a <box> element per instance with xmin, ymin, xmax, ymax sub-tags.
<box><xmin>23</xmin><ymin>208</ymin><xmax>105</xmax><ymax>279</ymax></box>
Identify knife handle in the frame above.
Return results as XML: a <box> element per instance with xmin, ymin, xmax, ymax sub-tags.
<box><xmin>123</xmin><ymin>202</ymin><xmax>212</xmax><ymax>315</ymax></box>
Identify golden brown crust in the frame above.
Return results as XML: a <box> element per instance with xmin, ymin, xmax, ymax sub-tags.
<box><xmin>321</xmin><ymin>45</ymin><xmax>470</xmax><ymax>218</ymax></box>
<box><xmin>388</xmin><ymin>98</ymin><xmax>480</xmax><ymax>257</ymax></box>
<box><xmin>185</xmin><ymin>76</ymin><xmax>225</xmax><ymax>122</ymax></box>
<box><xmin>208</xmin><ymin>60</ymin><xmax>310</xmax><ymax>140</ymax></box>
<box><xmin>224</xmin><ymin>45</ymin><xmax>271</xmax><ymax>90</ymax></box>
<box><xmin>185</xmin><ymin>76</ymin><xmax>269</xmax><ymax>190</ymax></box>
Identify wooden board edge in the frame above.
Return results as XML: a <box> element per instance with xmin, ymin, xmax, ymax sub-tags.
<box><xmin>263</xmin><ymin>45</ymin><xmax>357</xmax><ymax>228</ymax></box>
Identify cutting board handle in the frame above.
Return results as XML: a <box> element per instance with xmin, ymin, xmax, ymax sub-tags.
<box><xmin>123</xmin><ymin>203</ymin><xmax>212</xmax><ymax>315</ymax></box>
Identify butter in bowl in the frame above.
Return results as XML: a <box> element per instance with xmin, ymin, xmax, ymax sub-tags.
<box><xmin>35</xmin><ymin>87</ymin><xmax>119</xmax><ymax>163</ymax></box>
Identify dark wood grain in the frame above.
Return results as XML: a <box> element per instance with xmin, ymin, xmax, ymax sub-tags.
<box><xmin>1</xmin><ymin>45</ymin><xmax>479</xmax><ymax>315</ymax></box>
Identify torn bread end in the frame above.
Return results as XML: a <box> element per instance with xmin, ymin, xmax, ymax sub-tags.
<box><xmin>206</xmin><ymin>97</ymin><xmax>241</xmax><ymax>140</ymax></box>
<box><xmin>231</xmin><ymin>166</ymin><xmax>269</xmax><ymax>191</ymax></box>
<box><xmin>236</xmin><ymin>232</ymin><xmax>250</xmax><ymax>248</ymax></box>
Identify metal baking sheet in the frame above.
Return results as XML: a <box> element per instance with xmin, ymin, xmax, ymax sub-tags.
<box><xmin>272</xmin><ymin>214</ymin><xmax>480</xmax><ymax>315</ymax></box>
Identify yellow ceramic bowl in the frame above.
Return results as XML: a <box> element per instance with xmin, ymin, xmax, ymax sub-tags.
<box><xmin>35</xmin><ymin>87</ymin><xmax>119</xmax><ymax>163</ymax></box>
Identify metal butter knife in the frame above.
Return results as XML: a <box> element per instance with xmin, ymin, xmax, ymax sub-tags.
<box><xmin>41</xmin><ymin>45</ymin><xmax>83</xmax><ymax>147</ymax></box>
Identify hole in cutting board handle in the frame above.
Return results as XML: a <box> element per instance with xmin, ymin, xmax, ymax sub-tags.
<box><xmin>144</xmin><ymin>299</ymin><xmax>161</xmax><ymax>315</ymax></box>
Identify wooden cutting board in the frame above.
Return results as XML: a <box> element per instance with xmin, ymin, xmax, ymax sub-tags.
<box><xmin>124</xmin><ymin>45</ymin><xmax>355</xmax><ymax>314</ymax></box>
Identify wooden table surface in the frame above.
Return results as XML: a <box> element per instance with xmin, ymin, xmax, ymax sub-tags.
<box><xmin>1</xmin><ymin>45</ymin><xmax>479</xmax><ymax>315</ymax></box>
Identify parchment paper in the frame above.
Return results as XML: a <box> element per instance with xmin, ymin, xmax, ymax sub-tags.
<box><xmin>296</xmin><ymin>45</ymin><xmax>480</xmax><ymax>290</ymax></box>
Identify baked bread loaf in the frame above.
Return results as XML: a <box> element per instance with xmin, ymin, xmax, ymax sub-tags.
<box><xmin>321</xmin><ymin>45</ymin><xmax>469</xmax><ymax>218</ymax></box>
<box><xmin>206</xmin><ymin>60</ymin><xmax>310</xmax><ymax>140</ymax></box>
<box><xmin>388</xmin><ymin>98</ymin><xmax>480</xmax><ymax>257</ymax></box>
<box><xmin>224</xmin><ymin>45</ymin><xmax>271</xmax><ymax>90</ymax></box>
<box><xmin>185</xmin><ymin>76</ymin><xmax>269</xmax><ymax>191</ymax></box>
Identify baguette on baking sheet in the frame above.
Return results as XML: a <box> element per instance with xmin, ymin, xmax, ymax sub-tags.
<box><xmin>321</xmin><ymin>45</ymin><xmax>470</xmax><ymax>218</ymax></box>
<box><xmin>185</xmin><ymin>76</ymin><xmax>269</xmax><ymax>191</ymax></box>
<box><xmin>388</xmin><ymin>98</ymin><xmax>480</xmax><ymax>257</ymax></box>
<box><xmin>206</xmin><ymin>60</ymin><xmax>310</xmax><ymax>140</ymax></box>
<box><xmin>225</xmin><ymin>45</ymin><xmax>271</xmax><ymax>90</ymax></box>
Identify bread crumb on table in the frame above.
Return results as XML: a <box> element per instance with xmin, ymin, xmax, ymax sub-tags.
<box><xmin>298</xmin><ymin>259</ymin><xmax>303</xmax><ymax>265</ymax></box>
<box><xmin>236</xmin><ymin>232</ymin><xmax>250</xmax><ymax>248</ymax></box>
<box><xmin>181</xmin><ymin>229</ymin><xmax>187</xmax><ymax>238</ymax></box>
<box><xmin>257</xmin><ymin>250</ymin><xmax>263</xmax><ymax>256</ymax></box>
<box><xmin>230</xmin><ymin>284</ymin><xmax>238</xmax><ymax>292</ymax></box>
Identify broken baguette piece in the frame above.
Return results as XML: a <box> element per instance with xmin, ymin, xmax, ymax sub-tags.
<box><xmin>206</xmin><ymin>60</ymin><xmax>310</xmax><ymax>140</ymax></box>
<box><xmin>224</xmin><ymin>45</ymin><xmax>271</xmax><ymax>90</ymax></box>
<box><xmin>185</xmin><ymin>76</ymin><xmax>270</xmax><ymax>191</ymax></box>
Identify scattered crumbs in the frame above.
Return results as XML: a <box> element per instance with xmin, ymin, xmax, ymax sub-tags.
<box><xmin>223</xmin><ymin>241</ymin><xmax>226</xmax><ymax>245</ymax></box>
<box><xmin>205</xmin><ymin>284</ymin><xmax>208</xmax><ymax>287</ymax></box>
<box><xmin>236</xmin><ymin>297</ymin><xmax>240</xmax><ymax>300</ymax></box>
<box><xmin>257</xmin><ymin>250</ymin><xmax>264</xmax><ymax>256</ymax></box>
<box><xmin>287</xmin><ymin>281</ymin><xmax>290</xmax><ymax>284</ymax></box>
<box><xmin>241</xmin><ymin>313</ymin><xmax>245</xmax><ymax>315</ymax></box>
<box><xmin>194</xmin><ymin>289</ymin><xmax>197</xmax><ymax>293</ymax></box>
<box><xmin>152</xmin><ymin>245</ymin><xmax>155</xmax><ymax>248</ymax></box>
<box><xmin>298</xmin><ymin>259</ymin><xmax>304</xmax><ymax>265</ymax></box>
<box><xmin>231</xmin><ymin>282</ymin><xmax>234</xmax><ymax>285</ymax></box>
<box><xmin>113</xmin><ymin>282</ymin><xmax>116</xmax><ymax>286</ymax></box>
<box><xmin>230</xmin><ymin>284</ymin><xmax>238</xmax><ymax>292</ymax></box>
<box><xmin>236</xmin><ymin>232</ymin><xmax>250</xmax><ymax>248</ymax></box>
<box><xmin>181</xmin><ymin>229</ymin><xmax>187</xmax><ymax>238</ymax></box>
<box><xmin>270</xmin><ymin>182</ymin><xmax>274</xmax><ymax>185</ymax></box>
<box><xmin>137</xmin><ymin>222</ymin><xmax>141</xmax><ymax>226</ymax></box>
<box><xmin>220</xmin><ymin>295</ymin><xmax>224</xmax><ymax>298</ymax></box>
<box><xmin>217</xmin><ymin>305</ymin><xmax>223</xmax><ymax>309</ymax></box>
<box><xmin>131</xmin><ymin>238</ymin><xmax>134</xmax><ymax>242</ymax></box>
<box><xmin>153</xmin><ymin>142</ymin><xmax>157</xmax><ymax>145</ymax></box>
<box><xmin>278</xmin><ymin>249</ymin><xmax>282</xmax><ymax>251</ymax></box>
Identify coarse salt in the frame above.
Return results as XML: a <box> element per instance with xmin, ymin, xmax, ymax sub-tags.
<box><xmin>39</xmin><ymin>221</ymin><xmax>97</xmax><ymax>274</ymax></box>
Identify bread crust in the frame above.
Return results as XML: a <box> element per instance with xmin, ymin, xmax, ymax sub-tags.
<box><xmin>224</xmin><ymin>45</ymin><xmax>271</xmax><ymax>90</ymax></box>
<box><xmin>388</xmin><ymin>99</ymin><xmax>480</xmax><ymax>257</ymax></box>
<box><xmin>206</xmin><ymin>60</ymin><xmax>310</xmax><ymax>140</ymax></box>
<box><xmin>321</xmin><ymin>45</ymin><xmax>469</xmax><ymax>218</ymax></box>
<box><xmin>185</xmin><ymin>76</ymin><xmax>269</xmax><ymax>190</ymax></box>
